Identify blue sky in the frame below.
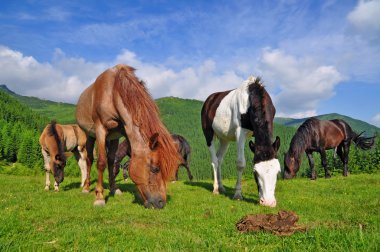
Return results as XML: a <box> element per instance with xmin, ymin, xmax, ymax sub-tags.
<box><xmin>0</xmin><ymin>0</ymin><xmax>380</xmax><ymax>126</ymax></box>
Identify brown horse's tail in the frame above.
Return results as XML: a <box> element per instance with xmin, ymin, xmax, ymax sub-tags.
<box><xmin>352</xmin><ymin>131</ymin><xmax>376</xmax><ymax>150</ymax></box>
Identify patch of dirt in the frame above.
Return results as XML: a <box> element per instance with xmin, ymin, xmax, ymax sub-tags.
<box><xmin>236</xmin><ymin>210</ymin><xmax>307</xmax><ymax>236</ymax></box>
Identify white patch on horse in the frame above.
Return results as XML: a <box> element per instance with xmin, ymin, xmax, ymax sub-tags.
<box><xmin>254</xmin><ymin>158</ymin><xmax>280</xmax><ymax>205</ymax></box>
<box><xmin>212</xmin><ymin>78</ymin><xmax>255</xmax><ymax>140</ymax></box>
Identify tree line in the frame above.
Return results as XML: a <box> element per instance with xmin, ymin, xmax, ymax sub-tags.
<box><xmin>0</xmin><ymin>91</ymin><xmax>379</xmax><ymax>179</ymax></box>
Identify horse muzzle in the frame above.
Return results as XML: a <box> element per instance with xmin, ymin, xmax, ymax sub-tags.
<box><xmin>260</xmin><ymin>198</ymin><xmax>277</xmax><ymax>208</ymax></box>
<box><xmin>144</xmin><ymin>197</ymin><xmax>166</xmax><ymax>209</ymax></box>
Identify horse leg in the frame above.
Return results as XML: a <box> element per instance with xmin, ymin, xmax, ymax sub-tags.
<box><xmin>234</xmin><ymin>129</ymin><xmax>246</xmax><ymax>200</ymax></box>
<box><xmin>342</xmin><ymin>141</ymin><xmax>350</xmax><ymax>176</ymax></box>
<box><xmin>320</xmin><ymin>149</ymin><xmax>331</xmax><ymax>178</ymax></box>
<box><xmin>306</xmin><ymin>151</ymin><xmax>316</xmax><ymax>180</ymax></box>
<box><xmin>183</xmin><ymin>153</ymin><xmax>193</xmax><ymax>181</ymax></box>
<box><xmin>94</xmin><ymin>125</ymin><xmax>108</xmax><ymax>206</ymax></box>
<box><xmin>83</xmin><ymin>137</ymin><xmax>95</xmax><ymax>193</ymax></box>
<box><xmin>122</xmin><ymin>160</ymin><xmax>129</xmax><ymax>181</ymax></box>
<box><xmin>73</xmin><ymin>146</ymin><xmax>88</xmax><ymax>188</ymax></box>
<box><xmin>216</xmin><ymin>139</ymin><xmax>229</xmax><ymax>194</ymax></box>
<box><xmin>42</xmin><ymin>149</ymin><xmax>51</xmax><ymax>190</ymax></box>
<box><xmin>107</xmin><ymin>139</ymin><xmax>121</xmax><ymax>195</ymax></box>
<box><xmin>209</xmin><ymin>140</ymin><xmax>224</xmax><ymax>194</ymax></box>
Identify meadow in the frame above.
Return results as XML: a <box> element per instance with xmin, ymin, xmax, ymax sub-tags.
<box><xmin>0</xmin><ymin>172</ymin><xmax>379</xmax><ymax>251</ymax></box>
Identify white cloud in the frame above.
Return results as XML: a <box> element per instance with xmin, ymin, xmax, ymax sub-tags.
<box><xmin>257</xmin><ymin>48</ymin><xmax>344</xmax><ymax>118</ymax></box>
<box><xmin>347</xmin><ymin>0</ymin><xmax>380</xmax><ymax>43</ymax></box>
<box><xmin>372</xmin><ymin>114</ymin><xmax>380</xmax><ymax>127</ymax></box>
<box><xmin>0</xmin><ymin>46</ymin><xmax>243</xmax><ymax>103</ymax></box>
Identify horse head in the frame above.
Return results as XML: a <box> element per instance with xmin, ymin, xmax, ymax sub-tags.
<box><xmin>283</xmin><ymin>152</ymin><xmax>300</xmax><ymax>179</ymax></box>
<box><xmin>51</xmin><ymin>153</ymin><xmax>66</xmax><ymax>184</ymax></box>
<box><xmin>249</xmin><ymin>136</ymin><xmax>281</xmax><ymax>208</ymax></box>
<box><xmin>128</xmin><ymin>133</ymin><xmax>177</xmax><ymax>209</ymax></box>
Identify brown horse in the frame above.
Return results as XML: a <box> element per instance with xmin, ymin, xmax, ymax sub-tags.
<box><xmin>76</xmin><ymin>64</ymin><xmax>180</xmax><ymax>208</ymax></box>
<box><xmin>112</xmin><ymin>134</ymin><xmax>193</xmax><ymax>191</ymax></box>
<box><xmin>39</xmin><ymin>122</ymin><xmax>88</xmax><ymax>191</ymax></box>
<box><xmin>284</xmin><ymin>118</ymin><xmax>376</xmax><ymax>179</ymax></box>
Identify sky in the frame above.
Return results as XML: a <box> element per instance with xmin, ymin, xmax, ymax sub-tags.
<box><xmin>0</xmin><ymin>0</ymin><xmax>380</xmax><ymax>126</ymax></box>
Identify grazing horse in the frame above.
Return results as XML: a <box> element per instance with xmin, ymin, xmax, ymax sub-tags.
<box><xmin>113</xmin><ymin>134</ymin><xmax>193</xmax><ymax>187</ymax></box>
<box><xmin>284</xmin><ymin>118</ymin><xmax>376</xmax><ymax>179</ymax></box>
<box><xmin>201</xmin><ymin>76</ymin><xmax>281</xmax><ymax>207</ymax></box>
<box><xmin>76</xmin><ymin>64</ymin><xmax>180</xmax><ymax>208</ymax></box>
<box><xmin>39</xmin><ymin>122</ymin><xmax>88</xmax><ymax>191</ymax></box>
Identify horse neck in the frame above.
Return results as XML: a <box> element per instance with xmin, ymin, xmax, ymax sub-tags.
<box><xmin>289</xmin><ymin>133</ymin><xmax>308</xmax><ymax>160</ymax></box>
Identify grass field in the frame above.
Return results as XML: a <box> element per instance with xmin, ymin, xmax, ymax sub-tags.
<box><xmin>0</xmin><ymin>172</ymin><xmax>379</xmax><ymax>251</ymax></box>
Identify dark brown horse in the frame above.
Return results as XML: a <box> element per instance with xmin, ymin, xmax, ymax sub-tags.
<box><xmin>284</xmin><ymin>118</ymin><xmax>376</xmax><ymax>179</ymax></box>
<box><xmin>201</xmin><ymin>76</ymin><xmax>280</xmax><ymax>207</ymax></box>
<box><xmin>76</xmin><ymin>64</ymin><xmax>180</xmax><ymax>208</ymax></box>
<box><xmin>112</xmin><ymin>134</ymin><xmax>193</xmax><ymax>193</ymax></box>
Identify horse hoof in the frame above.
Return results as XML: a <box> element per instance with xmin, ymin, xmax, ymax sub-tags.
<box><xmin>213</xmin><ymin>189</ymin><xmax>220</xmax><ymax>195</ymax></box>
<box><xmin>219</xmin><ymin>187</ymin><xmax>226</xmax><ymax>194</ymax></box>
<box><xmin>44</xmin><ymin>186</ymin><xmax>49</xmax><ymax>191</ymax></box>
<box><xmin>115</xmin><ymin>189</ymin><xmax>122</xmax><ymax>195</ymax></box>
<box><xmin>124</xmin><ymin>178</ymin><xmax>128</xmax><ymax>182</ymax></box>
<box><xmin>93</xmin><ymin>199</ymin><xmax>106</xmax><ymax>206</ymax></box>
<box><xmin>54</xmin><ymin>188</ymin><xmax>59</xmax><ymax>192</ymax></box>
<box><xmin>82</xmin><ymin>189</ymin><xmax>90</xmax><ymax>194</ymax></box>
<box><xmin>233</xmin><ymin>194</ymin><xmax>243</xmax><ymax>201</ymax></box>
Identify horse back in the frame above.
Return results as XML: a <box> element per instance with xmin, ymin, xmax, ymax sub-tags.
<box><xmin>201</xmin><ymin>90</ymin><xmax>232</xmax><ymax>145</ymax></box>
<box><xmin>317</xmin><ymin>119</ymin><xmax>347</xmax><ymax>149</ymax></box>
<box><xmin>76</xmin><ymin>67</ymin><xmax>120</xmax><ymax>137</ymax></box>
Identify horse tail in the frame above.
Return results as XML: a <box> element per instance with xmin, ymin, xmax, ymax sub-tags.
<box><xmin>47</xmin><ymin>121</ymin><xmax>66</xmax><ymax>162</ymax></box>
<box><xmin>352</xmin><ymin>131</ymin><xmax>376</xmax><ymax>150</ymax></box>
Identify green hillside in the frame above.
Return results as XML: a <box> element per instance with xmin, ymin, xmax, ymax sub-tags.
<box><xmin>275</xmin><ymin>113</ymin><xmax>380</xmax><ymax>135</ymax></box>
<box><xmin>0</xmin><ymin>86</ymin><xmax>379</xmax><ymax>179</ymax></box>
<box><xmin>0</xmin><ymin>85</ymin><xmax>76</xmax><ymax>124</ymax></box>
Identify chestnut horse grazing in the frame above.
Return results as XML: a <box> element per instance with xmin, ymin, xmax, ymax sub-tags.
<box><xmin>39</xmin><ymin>122</ymin><xmax>88</xmax><ymax>191</ymax></box>
<box><xmin>201</xmin><ymin>76</ymin><xmax>281</xmax><ymax>207</ymax></box>
<box><xmin>76</xmin><ymin>64</ymin><xmax>180</xmax><ymax>208</ymax></box>
<box><xmin>284</xmin><ymin>118</ymin><xmax>376</xmax><ymax>179</ymax></box>
<box><xmin>113</xmin><ymin>134</ymin><xmax>193</xmax><ymax>189</ymax></box>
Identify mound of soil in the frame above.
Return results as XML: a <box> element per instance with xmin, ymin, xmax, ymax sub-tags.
<box><xmin>236</xmin><ymin>210</ymin><xmax>306</xmax><ymax>236</ymax></box>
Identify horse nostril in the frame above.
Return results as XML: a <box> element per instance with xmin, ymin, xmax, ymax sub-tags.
<box><xmin>156</xmin><ymin>199</ymin><xmax>165</xmax><ymax>209</ymax></box>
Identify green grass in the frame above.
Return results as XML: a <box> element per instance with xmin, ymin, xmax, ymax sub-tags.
<box><xmin>0</xmin><ymin>172</ymin><xmax>379</xmax><ymax>251</ymax></box>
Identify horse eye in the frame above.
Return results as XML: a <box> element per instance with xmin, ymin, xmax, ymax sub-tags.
<box><xmin>150</xmin><ymin>166</ymin><xmax>160</xmax><ymax>174</ymax></box>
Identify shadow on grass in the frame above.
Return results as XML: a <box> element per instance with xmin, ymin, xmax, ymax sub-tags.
<box><xmin>184</xmin><ymin>181</ymin><xmax>259</xmax><ymax>204</ymax></box>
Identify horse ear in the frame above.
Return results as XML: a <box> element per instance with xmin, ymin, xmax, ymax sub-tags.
<box><xmin>249</xmin><ymin>140</ymin><xmax>256</xmax><ymax>153</ymax></box>
<box><xmin>149</xmin><ymin>133</ymin><xmax>160</xmax><ymax>150</ymax></box>
<box><xmin>273</xmin><ymin>136</ymin><xmax>280</xmax><ymax>152</ymax></box>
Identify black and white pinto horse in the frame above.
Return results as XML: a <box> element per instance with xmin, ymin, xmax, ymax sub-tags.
<box><xmin>201</xmin><ymin>76</ymin><xmax>280</xmax><ymax>207</ymax></box>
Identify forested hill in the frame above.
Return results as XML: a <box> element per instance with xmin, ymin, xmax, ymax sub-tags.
<box><xmin>0</xmin><ymin>90</ymin><xmax>47</xmax><ymax>167</ymax></box>
<box><xmin>275</xmin><ymin>113</ymin><xmax>379</xmax><ymax>135</ymax></box>
<box><xmin>0</xmin><ymin>84</ymin><xmax>76</xmax><ymax>124</ymax></box>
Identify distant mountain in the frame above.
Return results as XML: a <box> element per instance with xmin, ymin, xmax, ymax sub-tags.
<box><xmin>0</xmin><ymin>84</ymin><xmax>76</xmax><ymax>124</ymax></box>
<box><xmin>275</xmin><ymin>113</ymin><xmax>379</xmax><ymax>135</ymax></box>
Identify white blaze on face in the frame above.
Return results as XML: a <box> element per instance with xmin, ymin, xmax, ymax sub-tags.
<box><xmin>253</xmin><ymin>158</ymin><xmax>281</xmax><ymax>207</ymax></box>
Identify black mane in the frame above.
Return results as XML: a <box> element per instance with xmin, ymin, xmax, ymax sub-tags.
<box><xmin>247</xmin><ymin>77</ymin><xmax>275</xmax><ymax>145</ymax></box>
<box><xmin>289</xmin><ymin>118</ymin><xmax>318</xmax><ymax>158</ymax></box>
<box><xmin>47</xmin><ymin>121</ymin><xmax>66</xmax><ymax>162</ymax></box>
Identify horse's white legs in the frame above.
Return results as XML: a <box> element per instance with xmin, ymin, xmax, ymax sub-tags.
<box><xmin>209</xmin><ymin>139</ymin><xmax>229</xmax><ymax>194</ymax></box>
<box><xmin>216</xmin><ymin>140</ymin><xmax>229</xmax><ymax>194</ymax></box>
<box><xmin>42</xmin><ymin>149</ymin><xmax>51</xmax><ymax>191</ymax></box>
<box><xmin>234</xmin><ymin>128</ymin><xmax>247</xmax><ymax>200</ymax></box>
<box><xmin>77</xmin><ymin>146</ymin><xmax>88</xmax><ymax>188</ymax></box>
<box><xmin>54</xmin><ymin>181</ymin><xmax>60</xmax><ymax>192</ymax></box>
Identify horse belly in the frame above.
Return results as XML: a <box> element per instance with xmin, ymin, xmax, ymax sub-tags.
<box><xmin>212</xmin><ymin>115</ymin><xmax>236</xmax><ymax>141</ymax></box>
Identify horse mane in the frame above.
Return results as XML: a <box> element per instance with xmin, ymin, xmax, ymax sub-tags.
<box><xmin>113</xmin><ymin>65</ymin><xmax>179</xmax><ymax>180</ymax></box>
<box><xmin>289</xmin><ymin>118</ymin><xmax>318</xmax><ymax>158</ymax></box>
<box><xmin>247</xmin><ymin>77</ymin><xmax>274</xmax><ymax>145</ymax></box>
<box><xmin>47</xmin><ymin>121</ymin><xmax>66</xmax><ymax>162</ymax></box>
